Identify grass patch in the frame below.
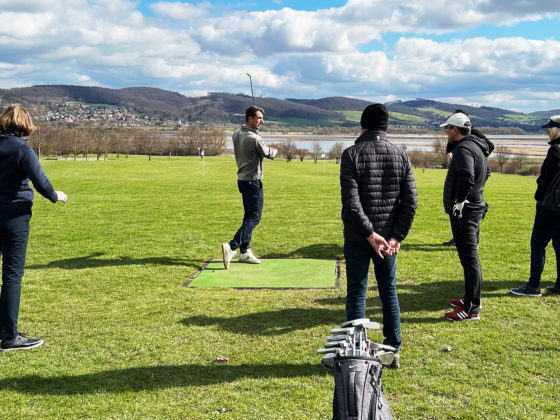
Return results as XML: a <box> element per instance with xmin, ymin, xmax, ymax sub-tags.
<box><xmin>417</xmin><ymin>107</ymin><xmax>451</xmax><ymax>118</ymax></box>
<box><xmin>503</xmin><ymin>114</ymin><xmax>542</xmax><ymax>122</ymax></box>
<box><xmin>0</xmin><ymin>156</ymin><xmax>558</xmax><ymax>419</ymax></box>
<box><xmin>390</xmin><ymin>112</ymin><xmax>426</xmax><ymax>124</ymax></box>
<box><xmin>338</xmin><ymin>110</ymin><xmax>362</xmax><ymax>122</ymax></box>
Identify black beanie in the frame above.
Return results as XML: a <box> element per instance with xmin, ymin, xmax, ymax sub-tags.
<box><xmin>360</xmin><ymin>103</ymin><xmax>389</xmax><ymax>131</ymax></box>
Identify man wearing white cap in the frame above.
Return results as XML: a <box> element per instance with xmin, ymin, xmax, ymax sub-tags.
<box><xmin>440</xmin><ymin>112</ymin><xmax>490</xmax><ymax>321</ymax></box>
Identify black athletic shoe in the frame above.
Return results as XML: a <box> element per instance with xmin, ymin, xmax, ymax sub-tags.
<box><xmin>546</xmin><ymin>285</ymin><xmax>560</xmax><ymax>295</ymax></box>
<box><xmin>442</xmin><ymin>238</ymin><xmax>455</xmax><ymax>246</ymax></box>
<box><xmin>510</xmin><ymin>284</ymin><xmax>542</xmax><ymax>297</ymax></box>
<box><xmin>0</xmin><ymin>334</ymin><xmax>44</xmax><ymax>352</ymax></box>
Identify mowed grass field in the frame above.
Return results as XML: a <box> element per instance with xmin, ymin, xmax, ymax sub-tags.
<box><xmin>0</xmin><ymin>155</ymin><xmax>559</xmax><ymax>419</ymax></box>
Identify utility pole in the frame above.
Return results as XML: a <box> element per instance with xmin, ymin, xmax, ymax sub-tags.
<box><xmin>246</xmin><ymin>73</ymin><xmax>254</xmax><ymax>104</ymax></box>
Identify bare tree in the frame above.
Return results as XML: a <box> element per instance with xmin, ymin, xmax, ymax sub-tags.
<box><xmin>132</xmin><ymin>129</ymin><xmax>161</xmax><ymax>160</ymax></box>
<box><xmin>297</xmin><ymin>148</ymin><xmax>308</xmax><ymax>162</ymax></box>
<box><xmin>312</xmin><ymin>142</ymin><xmax>322</xmax><ymax>164</ymax></box>
<box><xmin>163</xmin><ymin>134</ymin><xmax>179</xmax><ymax>159</ymax></box>
<box><xmin>494</xmin><ymin>145</ymin><xmax>512</xmax><ymax>173</ymax></box>
<box><xmin>279</xmin><ymin>140</ymin><xmax>298</xmax><ymax>162</ymax></box>
<box><xmin>68</xmin><ymin>128</ymin><xmax>86</xmax><ymax>161</ymax></box>
<box><xmin>431</xmin><ymin>137</ymin><xmax>448</xmax><ymax>168</ymax></box>
<box><xmin>328</xmin><ymin>142</ymin><xmax>344</xmax><ymax>164</ymax></box>
<box><xmin>175</xmin><ymin>126</ymin><xmax>225</xmax><ymax>156</ymax></box>
<box><xmin>511</xmin><ymin>151</ymin><xmax>529</xmax><ymax>173</ymax></box>
<box><xmin>28</xmin><ymin>121</ymin><xmax>52</xmax><ymax>159</ymax></box>
<box><xmin>90</xmin><ymin>128</ymin><xmax>110</xmax><ymax>160</ymax></box>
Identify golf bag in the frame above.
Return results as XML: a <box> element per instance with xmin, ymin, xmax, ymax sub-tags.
<box><xmin>333</xmin><ymin>356</ymin><xmax>392</xmax><ymax>420</ymax></box>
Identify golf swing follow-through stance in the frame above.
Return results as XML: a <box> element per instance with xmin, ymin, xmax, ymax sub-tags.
<box><xmin>222</xmin><ymin>105</ymin><xmax>277</xmax><ymax>269</ymax></box>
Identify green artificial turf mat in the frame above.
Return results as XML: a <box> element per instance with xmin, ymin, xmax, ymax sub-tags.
<box><xmin>184</xmin><ymin>258</ymin><xmax>340</xmax><ymax>289</ymax></box>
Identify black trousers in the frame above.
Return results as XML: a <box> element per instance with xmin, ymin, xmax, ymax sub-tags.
<box><xmin>0</xmin><ymin>205</ymin><xmax>32</xmax><ymax>341</ymax></box>
<box><xmin>450</xmin><ymin>214</ymin><xmax>482</xmax><ymax>314</ymax></box>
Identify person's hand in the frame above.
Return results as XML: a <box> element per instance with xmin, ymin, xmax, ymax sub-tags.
<box><xmin>56</xmin><ymin>191</ymin><xmax>68</xmax><ymax>203</ymax></box>
<box><xmin>383</xmin><ymin>238</ymin><xmax>401</xmax><ymax>257</ymax></box>
<box><xmin>366</xmin><ymin>232</ymin><xmax>389</xmax><ymax>259</ymax></box>
<box><xmin>452</xmin><ymin>199</ymin><xmax>469</xmax><ymax>219</ymax></box>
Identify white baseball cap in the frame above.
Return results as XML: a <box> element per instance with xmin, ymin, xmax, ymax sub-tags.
<box><xmin>439</xmin><ymin>113</ymin><xmax>472</xmax><ymax>128</ymax></box>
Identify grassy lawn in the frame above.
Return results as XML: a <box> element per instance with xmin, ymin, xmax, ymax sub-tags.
<box><xmin>0</xmin><ymin>155</ymin><xmax>558</xmax><ymax>419</ymax></box>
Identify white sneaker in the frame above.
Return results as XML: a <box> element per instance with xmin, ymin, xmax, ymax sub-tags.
<box><xmin>222</xmin><ymin>243</ymin><xmax>236</xmax><ymax>269</ymax></box>
<box><xmin>238</xmin><ymin>249</ymin><xmax>261</xmax><ymax>264</ymax></box>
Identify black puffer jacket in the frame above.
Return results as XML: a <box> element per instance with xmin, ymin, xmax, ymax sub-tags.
<box><xmin>535</xmin><ymin>137</ymin><xmax>560</xmax><ymax>202</ymax></box>
<box><xmin>443</xmin><ymin>134</ymin><xmax>490</xmax><ymax>215</ymax></box>
<box><xmin>340</xmin><ymin>130</ymin><xmax>418</xmax><ymax>241</ymax></box>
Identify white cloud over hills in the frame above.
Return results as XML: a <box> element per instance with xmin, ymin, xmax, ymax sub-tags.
<box><xmin>0</xmin><ymin>0</ymin><xmax>559</xmax><ymax>112</ymax></box>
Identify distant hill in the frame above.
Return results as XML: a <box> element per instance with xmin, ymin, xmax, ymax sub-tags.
<box><xmin>0</xmin><ymin>85</ymin><xmax>555</xmax><ymax>131</ymax></box>
<box><xmin>286</xmin><ymin>96</ymin><xmax>373</xmax><ymax>111</ymax></box>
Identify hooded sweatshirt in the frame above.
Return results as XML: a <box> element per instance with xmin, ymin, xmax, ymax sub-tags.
<box><xmin>443</xmin><ymin>134</ymin><xmax>490</xmax><ymax>215</ymax></box>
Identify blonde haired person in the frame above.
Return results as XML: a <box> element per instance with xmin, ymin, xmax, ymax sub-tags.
<box><xmin>511</xmin><ymin>115</ymin><xmax>560</xmax><ymax>297</ymax></box>
<box><xmin>0</xmin><ymin>104</ymin><xmax>67</xmax><ymax>352</ymax></box>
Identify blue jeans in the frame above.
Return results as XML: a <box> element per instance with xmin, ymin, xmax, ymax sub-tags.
<box><xmin>0</xmin><ymin>206</ymin><xmax>32</xmax><ymax>341</ymax></box>
<box><xmin>229</xmin><ymin>180</ymin><xmax>264</xmax><ymax>254</ymax></box>
<box><xmin>528</xmin><ymin>202</ymin><xmax>560</xmax><ymax>288</ymax></box>
<box><xmin>344</xmin><ymin>240</ymin><xmax>401</xmax><ymax>351</ymax></box>
<box><xmin>449</xmin><ymin>214</ymin><xmax>482</xmax><ymax>313</ymax></box>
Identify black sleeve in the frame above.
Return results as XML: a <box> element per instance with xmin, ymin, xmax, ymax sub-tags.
<box><xmin>452</xmin><ymin>146</ymin><xmax>475</xmax><ymax>203</ymax></box>
<box><xmin>19</xmin><ymin>144</ymin><xmax>58</xmax><ymax>203</ymax></box>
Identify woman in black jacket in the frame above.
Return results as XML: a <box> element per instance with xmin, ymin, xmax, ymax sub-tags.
<box><xmin>0</xmin><ymin>104</ymin><xmax>67</xmax><ymax>351</ymax></box>
<box><xmin>511</xmin><ymin>115</ymin><xmax>560</xmax><ymax>297</ymax></box>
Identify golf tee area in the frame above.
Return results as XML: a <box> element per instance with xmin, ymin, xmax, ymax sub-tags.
<box><xmin>0</xmin><ymin>155</ymin><xmax>558</xmax><ymax>419</ymax></box>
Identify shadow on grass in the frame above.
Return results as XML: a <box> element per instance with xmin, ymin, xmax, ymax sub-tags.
<box><xmin>0</xmin><ymin>363</ymin><xmax>323</xmax><ymax>395</ymax></box>
<box><xmin>260</xmin><ymin>243</ymin><xmax>343</xmax><ymax>259</ymax></box>
<box><xmin>315</xmin><ymin>279</ymin><xmax>525</xmax><ymax>322</ymax></box>
<box><xmin>182</xmin><ymin>308</ymin><xmax>343</xmax><ymax>335</ymax></box>
<box><xmin>27</xmin><ymin>252</ymin><xmax>201</xmax><ymax>270</ymax></box>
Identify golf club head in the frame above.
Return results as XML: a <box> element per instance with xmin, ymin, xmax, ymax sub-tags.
<box><xmin>341</xmin><ymin>318</ymin><xmax>371</xmax><ymax>328</ymax></box>
<box><xmin>317</xmin><ymin>347</ymin><xmax>338</xmax><ymax>354</ymax></box>
<box><xmin>362</xmin><ymin>322</ymin><xmax>381</xmax><ymax>330</ymax></box>
<box><xmin>329</xmin><ymin>327</ymin><xmax>355</xmax><ymax>335</ymax></box>
<box><xmin>320</xmin><ymin>353</ymin><xmax>337</xmax><ymax>370</ymax></box>
<box><xmin>370</xmin><ymin>343</ymin><xmax>397</xmax><ymax>352</ymax></box>
<box><xmin>326</xmin><ymin>334</ymin><xmax>348</xmax><ymax>342</ymax></box>
<box><xmin>324</xmin><ymin>341</ymin><xmax>348</xmax><ymax>348</ymax></box>
<box><xmin>376</xmin><ymin>350</ymin><xmax>395</xmax><ymax>366</ymax></box>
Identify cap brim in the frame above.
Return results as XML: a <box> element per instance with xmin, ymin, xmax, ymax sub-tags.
<box><xmin>542</xmin><ymin>120</ymin><xmax>560</xmax><ymax>129</ymax></box>
<box><xmin>439</xmin><ymin>123</ymin><xmax>448</xmax><ymax>127</ymax></box>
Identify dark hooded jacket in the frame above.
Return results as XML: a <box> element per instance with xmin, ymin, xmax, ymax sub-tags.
<box><xmin>534</xmin><ymin>137</ymin><xmax>560</xmax><ymax>202</ymax></box>
<box><xmin>443</xmin><ymin>134</ymin><xmax>490</xmax><ymax>215</ymax></box>
<box><xmin>340</xmin><ymin>130</ymin><xmax>418</xmax><ymax>242</ymax></box>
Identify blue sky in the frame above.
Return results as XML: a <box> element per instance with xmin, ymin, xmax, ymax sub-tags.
<box><xmin>1</xmin><ymin>0</ymin><xmax>559</xmax><ymax>112</ymax></box>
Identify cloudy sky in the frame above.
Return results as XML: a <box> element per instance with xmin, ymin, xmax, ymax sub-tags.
<box><xmin>1</xmin><ymin>0</ymin><xmax>559</xmax><ymax>112</ymax></box>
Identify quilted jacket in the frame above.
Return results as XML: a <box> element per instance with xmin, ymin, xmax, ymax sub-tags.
<box><xmin>340</xmin><ymin>130</ymin><xmax>418</xmax><ymax>242</ymax></box>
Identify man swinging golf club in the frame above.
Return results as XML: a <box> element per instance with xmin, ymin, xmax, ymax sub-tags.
<box><xmin>221</xmin><ymin>105</ymin><xmax>277</xmax><ymax>269</ymax></box>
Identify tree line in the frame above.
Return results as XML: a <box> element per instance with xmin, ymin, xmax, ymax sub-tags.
<box><xmin>27</xmin><ymin>124</ymin><xmax>227</xmax><ymax>160</ymax></box>
<box><xmin>27</xmin><ymin>124</ymin><xmax>541</xmax><ymax>176</ymax></box>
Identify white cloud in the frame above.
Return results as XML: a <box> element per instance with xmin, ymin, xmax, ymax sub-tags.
<box><xmin>0</xmin><ymin>0</ymin><xmax>559</xmax><ymax>111</ymax></box>
<box><xmin>151</xmin><ymin>1</ymin><xmax>210</xmax><ymax>21</ymax></box>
